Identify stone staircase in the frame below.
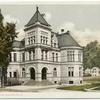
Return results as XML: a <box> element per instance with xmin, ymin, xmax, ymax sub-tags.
<box><xmin>23</xmin><ymin>80</ymin><xmax>54</xmax><ymax>86</ymax></box>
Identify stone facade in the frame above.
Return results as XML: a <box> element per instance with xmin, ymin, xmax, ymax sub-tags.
<box><xmin>7</xmin><ymin>7</ymin><xmax>83</xmax><ymax>85</ymax></box>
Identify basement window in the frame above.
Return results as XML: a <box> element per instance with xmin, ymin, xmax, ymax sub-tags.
<box><xmin>69</xmin><ymin>81</ymin><xmax>73</xmax><ymax>84</ymax></box>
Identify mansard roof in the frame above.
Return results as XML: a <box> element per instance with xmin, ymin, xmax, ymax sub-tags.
<box><xmin>57</xmin><ymin>31</ymin><xmax>81</xmax><ymax>48</ymax></box>
<box><xmin>12</xmin><ymin>39</ymin><xmax>25</xmax><ymax>48</ymax></box>
<box><xmin>25</xmin><ymin>7</ymin><xmax>50</xmax><ymax>27</ymax></box>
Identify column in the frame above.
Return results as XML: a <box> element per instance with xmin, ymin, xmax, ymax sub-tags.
<box><xmin>35</xmin><ymin>48</ymin><xmax>41</xmax><ymax>60</ymax></box>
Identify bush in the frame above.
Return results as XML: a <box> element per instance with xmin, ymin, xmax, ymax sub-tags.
<box><xmin>84</xmin><ymin>73</ymin><xmax>91</xmax><ymax>77</ymax></box>
<box><xmin>7</xmin><ymin>78</ymin><xmax>21</xmax><ymax>86</ymax></box>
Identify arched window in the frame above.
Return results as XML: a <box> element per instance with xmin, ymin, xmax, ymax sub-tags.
<box><xmin>53</xmin><ymin>68</ymin><xmax>57</xmax><ymax>77</ymax></box>
<box><xmin>22</xmin><ymin>68</ymin><xmax>26</xmax><ymax>78</ymax></box>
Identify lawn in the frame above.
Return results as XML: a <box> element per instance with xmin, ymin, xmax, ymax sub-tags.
<box><xmin>57</xmin><ymin>82</ymin><xmax>100</xmax><ymax>91</ymax></box>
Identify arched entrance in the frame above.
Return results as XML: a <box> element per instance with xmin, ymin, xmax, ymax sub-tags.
<box><xmin>30</xmin><ymin>68</ymin><xmax>35</xmax><ymax>80</ymax></box>
<box><xmin>42</xmin><ymin>67</ymin><xmax>47</xmax><ymax>80</ymax></box>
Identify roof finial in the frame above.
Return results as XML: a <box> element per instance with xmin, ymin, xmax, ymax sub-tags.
<box><xmin>36</xmin><ymin>6</ymin><xmax>38</xmax><ymax>11</ymax></box>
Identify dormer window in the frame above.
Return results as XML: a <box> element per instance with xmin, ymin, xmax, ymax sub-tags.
<box><xmin>54</xmin><ymin>43</ymin><xmax>56</xmax><ymax>47</ymax></box>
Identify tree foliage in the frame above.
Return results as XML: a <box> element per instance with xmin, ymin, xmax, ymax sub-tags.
<box><xmin>0</xmin><ymin>10</ymin><xmax>18</xmax><ymax>86</ymax></box>
<box><xmin>83</xmin><ymin>40</ymin><xmax>100</xmax><ymax>69</ymax></box>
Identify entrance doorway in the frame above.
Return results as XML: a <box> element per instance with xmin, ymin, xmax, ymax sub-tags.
<box><xmin>30</xmin><ymin>68</ymin><xmax>35</xmax><ymax>80</ymax></box>
<box><xmin>42</xmin><ymin>67</ymin><xmax>47</xmax><ymax>80</ymax></box>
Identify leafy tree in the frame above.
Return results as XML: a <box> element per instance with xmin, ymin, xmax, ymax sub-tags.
<box><xmin>0</xmin><ymin>10</ymin><xmax>18</xmax><ymax>87</ymax></box>
<box><xmin>83</xmin><ymin>40</ymin><xmax>100</xmax><ymax>69</ymax></box>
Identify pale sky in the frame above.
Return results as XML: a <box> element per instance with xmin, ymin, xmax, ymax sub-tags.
<box><xmin>0</xmin><ymin>4</ymin><xmax>100</xmax><ymax>46</ymax></box>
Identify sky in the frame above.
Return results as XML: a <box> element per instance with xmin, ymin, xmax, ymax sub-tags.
<box><xmin>0</xmin><ymin>4</ymin><xmax>100</xmax><ymax>46</ymax></box>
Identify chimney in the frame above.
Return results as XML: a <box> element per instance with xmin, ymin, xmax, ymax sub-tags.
<box><xmin>41</xmin><ymin>13</ymin><xmax>45</xmax><ymax>17</ymax></box>
<box><xmin>61</xmin><ymin>29</ymin><xmax>64</xmax><ymax>33</ymax></box>
<box><xmin>66</xmin><ymin>30</ymin><xmax>70</xmax><ymax>34</ymax></box>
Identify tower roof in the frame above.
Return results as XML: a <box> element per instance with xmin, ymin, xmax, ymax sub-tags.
<box><xmin>57</xmin><ymin>31</ymin><xmax>81</xmax><ymax>48</ymax></box>
<box><xmin>25</xmin><ymin>7</ymin><xmax>50</xmax><ymax>27</ymax></box>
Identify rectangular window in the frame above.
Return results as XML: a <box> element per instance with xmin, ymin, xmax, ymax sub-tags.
<box><xmin>41</xmin><ymin>36</ymin><xmax>43</xmax><ymax>43</ymax></box>
<box><xmin>28</xmin><ymin>37</ymin><xmax>30</xmax><ymax>45</ymax></box>
<box><xmin>54</xmin><ymin>43</ymin><xmax>56</xmax><ymax>47</ymax></box>
<box><xmin>56</xmin><ymin>53</ymin><xmax>58</xmax><ymax>62</ymax></box>
<box><xmin>14</xmin><ymin>72</ymin><xmax>17</xmax><ymax>78</ymax></box>
<box><xmin>31</xmin><ymin>37</ymin><xmax>33</xmax><ymax>44</ymax></box>
<box><xmin>46</xmin><ymin>37</ymin><xmax>48</xmax><ymax>44</ymax></box>
<box><xmin>45</xmin><ymin>51</ymin><xmax>48</xmax><ymax>60</ymax></box>
<box><xmin>79</xmin><ymin>67</ymin><xmax>82</xmax><ymax>77</ymax></box>
<box><xmin>29</xmin><ymin>51</ymin><xmax>31</xmax><ymax>61</ymax></box>
<box><xmin>33</xmin><ymin>50</ymin><xmax>35</xmax><ymax>60</ymax></box>
<box><xmin>52</xmin><ymin>53</ymin><xmax>54</xmax><ymax>62</ymax></box>
<box><xmin>78</xmin><ymin>51</ymin><xmax>81</xmax><ymax>62</ymax></box>
<box><xmin>68</xmin><ymin>67</ymin><xmax>74</xmax><ymax>77</ymax></box>
<box><xmin>10</xmin><ymin>72</ymin><xmax>12</xmax><ymax>78</ymax></box>
<box><xmin>69</xmin><ymin>81</ymin><xmax>73</xmax><ymax>84</ymax></box>
<box><xmin>67</xmin><ymin>51</ymin><xmax>75</xmax><ymax>62</ymax></box>
<box><xmin>33</xmin><ymin>36</ymin><xmax>35</xmax><ymax>43</ymax></box>
<box><xmin>43</xmin><ymin>36</ymin><xmax>45</xmax><ymax>44</ymax></box>
<box><xmin>13</xmin><ymin>53</ymin><xmax>17</xmax><ymax>62</ymax></box>
<box><xmin>41</xmin><ymin>50</ymin><xmax>43</xmax><ymax>60</ymax></box>
<box><xmin>22</xmin><ymin>53</ymin><xmax>25</xmax><ymax>62</ymax></box>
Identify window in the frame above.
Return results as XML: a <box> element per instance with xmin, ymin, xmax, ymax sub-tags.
<box><xmin>33</xmin><ymin>50</ymin><xmax>35</xmax><ymax>60</ymax></box>
<box><xmin>56</xmin><ymin>53</ymin><xmax>58</xmax><ymax>62</ymax></box>
<box><xmin>45</xmin><ymin>51</ymin><xmax>48</xmax><ymax>60</ymax></box>
<box><xmin>80</xmin><ymin>81</ymin><xmax>82</xmax><ymax>84</ymax></box>
<box><xmin>52</xmin><ymin>53</ymin><xmax>54</xmax><ymax>62</ymax></box>
<box><xmin>79</xmin><ymin>67</ymin><xmax>82</xmax><ymax>77</ymax></box>
<box><xmin>41</xmin><ymin>36</ymin><xmax>48</xmax><ymax>45</ymax></box>
<box><xmin>51</xmin><ymin>38</ymin><xmax>53</xmax><ymax>47</ymax></box>
<box><xmin>28</xmin><ymin>36</ymin><xmax>35</xmax><ymax>45</ymax></box>
<box><xmin>33</xmin><ymin>36</ymin><xmax>35</xmax><ymax>43</ymax></box>
<box><xmin>14</xmin><ymin>72</ymin><xmax>17</xmax><ymax>78</ymax></box>
<box><xmin>22</xmin><ymin>53</ymin><xmax>25</xmax><ymax>62</ymax></box>
<box><xmin>43</xmin><ymin>36</ymin><xmax>45</xmax><ymax>44</ymax></box>
<box><xmin>41</xmin><ymin>50</ymin><xmax>43</xmax><ymax>60</ymax></box>
<box><xmin>28</xmin><ymin>37</ymin><xmax>31</xmax><ymax>45</ymax></box>
<box><xmin>78</xmin><ymin>51</ymin><xmax>81</xmax><ymax>62</ymax></box>
<box><xmin>41</xmin><ymin>36</ymin><xmax>43</xmax><ymax>43</ymax></box>
<box><xmin>68</xmin><ymin>67</ymin><xmax>74</xmax><ymax>77</ymax></box>
<box><xmin>29</xmin><ymin>51</ymin><xmax>31</xmax><ymax>61</ymax></box>
<box><xmin>46</xmin><ymin>37</ymin><xmax>48</xmax><ymax>44</ymax></box>
<box><xmin>22</xmin><ymin>68</ymin><xmax>26</xmax><ymax>78</ymax></box>
<box><xmin>13</xmin><ymin>53</ymin><xmax>17</xmax><ymax>62</ymax></box>
<box><xmin>31</xmin><ymin>37</ymin><xmax>33</xmax><ymax>44</ymax></box>
<box><xmin>67</xmin><ymin>51</ymin><xmax>75</xmax><ymax>62</ymax></box>
<box><xmin>9</xmin><ymin>72</ymin><xmax>12</xmax><ymax>78</ymax></box>
<box><xmin>69</xmin><ymin>81</ymin><xmax>73</xmax><ymax>84</ymax></box>
<box><xmin>54</xmin><ymin>43</ymin><xmax>56</xmax><ymax>47</ymax></box>
<box><xmin>53</xmin><ymin>68</ymin><xmax>57</xmax><ymax>77</ymax></box>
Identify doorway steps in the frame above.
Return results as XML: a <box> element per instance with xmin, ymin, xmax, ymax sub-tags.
<box><xmin>23</xmin><ymin>80</ymin><xmax>54</xmax><ymax>86</ymax></box>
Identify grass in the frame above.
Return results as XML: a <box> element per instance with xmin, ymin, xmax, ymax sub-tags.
<box><xmin>57</xmin><ymin>82</ymin><xmax>100</xmax><ymax>91</ymax></box>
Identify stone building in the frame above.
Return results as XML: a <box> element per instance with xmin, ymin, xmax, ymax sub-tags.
<box><xmin>7</xmin><ymin>7</ymin><xmax>83</xmax><ymax>85</ymax></box>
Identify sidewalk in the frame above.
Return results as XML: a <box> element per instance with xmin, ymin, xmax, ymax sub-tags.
<box><xmin>5</xmin><ymin>85</ymin><xmax>60</xmax><ymax>92</ymax></box>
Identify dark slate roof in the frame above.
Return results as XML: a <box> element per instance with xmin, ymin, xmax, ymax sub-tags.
<box><xmin>57</xmin><ymin>31</ymin><xmax>81</xmax><ymax>48</ymax></box>
<box><xmin>12</xmin><ymin>39</ymin><xmax>25</xmax><ymax>48</ymax></box>
<box><xmin>25</xmin><ymin>7</ymin><xmax>50</xmax><ymax>27</ymax></box>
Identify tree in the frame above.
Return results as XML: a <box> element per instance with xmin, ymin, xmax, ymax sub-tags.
<box><xmin>0</xmin><ymin>10</ymin><xmax>18</xmax><ymax>87</ymax></box>
<box><xmin>83</xmin><ymin>40</ymin><xmax>100</xmax><ymax>69</ymax></box>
